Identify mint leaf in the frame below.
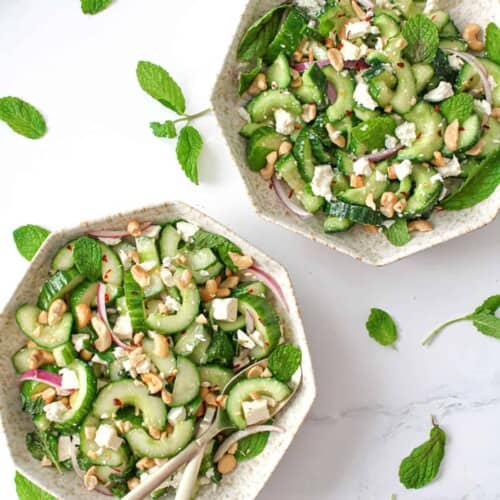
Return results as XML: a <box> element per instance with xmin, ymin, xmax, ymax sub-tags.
<box><xmin>239</xmin><ymin>58</ymin><xmax>263</xmax><ymax>96</ymax></box>
<box><xmin>473</xmin><ymin>295</ymin><xmax>500</xmax><ymax>315</ymax></box>
<box><xmin>351</xmin><ymin>117</ymin><xmax>397</xmax><ymax>155</ymax></box>
<box><xmin>441</xmin><ymin>150</ymin><xmax>500</xmax><ymax>210</ymax></box>
<box><xmin>399</xmin><ymin>420</ymin><xmax>446</xmax><ymax>489</ymax></box>
<box><xmin>176</xmin><ymin>125</ymin><xmax>203</xmax><ymax>185</ymax></box>
<box><xmin>366</xmin><ymin>308</ymin><xmax>398</xmax><ymax>346</ymax></box>
<box><xmin>72</xmin><ymin>237</ymin><xmax>102</xmax><ymax>281</ymax></box>
<box><xmin>150</xmin><ymin>120</ymin><xmax>177</xmax><ymax>138</ymax></box>
<box><xmin>403</xmin><ymin>14</ymin><xmax>439</xmax><ymax>64</ymax></box>
<box><xmin>471</xmin><ymin>311</ymin><xmax>500</xmax><ymax>339</ymax></box>
<box><xmin>432</xmin><ymin>48</ymin><xmax>456</xmax><ymax>83</ymax></box>
<box><xmin>191</xmin><ymin>229</ymin><xmax>241</xmax><ymax>271</ymax></box>
<box><xmin>235</xmin><ymin>430</ymin><xmax>270</xmax><ymax>461</ymax></box>
<box><xmin>15</xmin><ymin>472</ymin><xmax>56</xmax><ymax>500</ymax></box>
<box><xmin>13</xmin><ymin>225</ymin><xmax>50</xmax><ymax>261</ymax></box>
<box><xmin>136</xmin><ymin>61</ymin><xmax>185</xmax><ymax>114</ymax></box>
<box><xmin>206</xmin><ymin>330</ymin><xmax>234</xmax><ymax>367</ymax></box>
<box><xmin>439</xmin><ymin>93</ymin><xmax>474</xmax><ymax>124</ymax></box>
<box><xmin>485</xmin><ymin>22</ymin><xmax>500</xmax><ymax>65</ymax></box>
<box><xmin>80</xmin><ymin>0</ymin><xmax>112</xmax><ymax>14</ymax></box>
<box><xmin>238</xmin><ymin>5</ymin><xmax>288</xmax><ymax>61</ymax></box>
<box><xmin>268</xmin><ymin>344</ymin><xmax>301</xmax><ymax>382</ymax></box>
<box><xmin>0</xmin><ymin>97</ymin><xmax>46</xmax><ymax>139</ymax></box>
<box><xmin>383</xmin><ymin>219</ymin><xmax>410</xmax><ymax>247</ymax></box>
<box><xmin>26</xmin><ymin>430</ymin><xmax>62</xmax><ymax>472</ymax></box>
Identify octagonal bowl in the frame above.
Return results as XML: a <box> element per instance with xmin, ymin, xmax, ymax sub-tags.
<box><xmin>211</xmin><ymin>0</ymin><xmax>499</xmax><ymax>266</ymax></box>
<box><xmin>0</xmin><ymin>201</ymin><xmax>315</xmax><ymax>500</ymax></box>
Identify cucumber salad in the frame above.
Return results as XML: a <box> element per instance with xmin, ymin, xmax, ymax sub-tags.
<box><xmin>238</xmin><ymin>0</ymin><xmax>500</xmax><ymax>244</ymax></box>
<box><xmin>12</xmin><ymin>220</ymin><xmax>302</xmax><ymax>498</ymax></box>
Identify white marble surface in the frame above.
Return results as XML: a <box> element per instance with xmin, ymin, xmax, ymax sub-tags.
<box><xmin>0</xmin><ymin>1</ymin><xmax>499</xmax><ymax>499</ymax></box>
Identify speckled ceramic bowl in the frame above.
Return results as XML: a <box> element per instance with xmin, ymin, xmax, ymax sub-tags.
<box><xmin>211</xmin><ymin>0</ymin><xmax>499</xmax><ymax>265</ymax></box>
<box><xmin>0</xmin><ymin>201</ymin><xmax>315</xmax><ymax>500</ymax></box>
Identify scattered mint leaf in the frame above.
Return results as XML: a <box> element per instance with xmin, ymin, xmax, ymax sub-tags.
<box><xmin>176</xmin><ymin>125</ymin><xmax>203</xmax><ymax>185</ymax></box>
<box><xmin>366</xmin><ymin>308</ymin><xmax>398</xmax><ymax>346</ymax></box>
<box><xmin>150</xmin><ymin>120</ymin><xmax>177</xmax><ymax>138</ymax></box>
<box><xmin>268</xmin><ymin>344</ymin><xmax>302</xmax><ymax>382</ymax></box>
<box><xmin>206</xmin><ymin>330</ymin><xmax>234</xmax><ymax>367</ymax></box>
<box><xmin>432</xmin><ymin>48</ymin><xmax>456</xmax><ymax>83</ymax></box>
<box><xmin>0</xmin><ymin>97</ymin><xmax>46</xmax><ymax>139</ymax></box>
<box><xmin>350</xmin><ymin>117</ymin><xmax>397</xmax><ymax>155</ymax></box>
<box><xmin>13</xmin><ymin>225</ymin><xmax>50</xmax><ymax>261</ymax></box>
<box><xmin>73</xmin><ymin>236</ymin><xmax>102</xmax><ymax>281</ymax></box>
<box><xmin>439</xmin><ymin>93</ymin><xmax>474</xmax><ymax>124</ymax></box>
<box><xmin>239</xmin><ymin>58</ymin><xmax>263</xmax><ymax>96</ymax></box>
<box><xmin>383</xmin><ymin>219</ymin><xmax>410</xmax><ymax>247</ymax></box>
<box><xmin>80</xmin><ymin>0</ymin><xmax>112</xmax><ymax>14</ymax></box>
<box><xmin>136</xmin><ymin>61</ymin><xmax>185</xmax><ymax>114</ymax></box>
<box><xmin>191</xmin><ymin>229</ymin><xmax>241</xmax><ymax>271</ymax></box>
<box><xmin>473</xmin><ymin>295</ymin><xmax>500</xmax><ymax>315</ymax></box>
<box><xmin>399</xmin><ymin>419</ymin><xmax>446</xmax><ymax>489</ymax></box>
<box><xmin>15</xmin><ymin>472</ymin><xmax>56</xmax><ymax>500</ymax></box>
<box><xmin>20</xmin><ymin>389</ymin><xmax>45</xmax><ymax>416</ymax></box>
<box><xmin>441</xmin><ymin>150</ymin><xmax>500</xmax><ymax>210</ymax></box>
<box><xmin>403</xmin><ymin>14</ymin><xmax>439</xmax><ymax>64</ymax></box>
<box><xmin>26</xmin><ymin>430</ymin><xmax>62</xmax><ymax>473</ymax></box>
<box><xmin>471</xmin><ymin>311</ymin><xmax>500</xmax><ymax>339</ymax></box>
<box><xmin>235</xmin><ymin>429</ymin><xmax>270</xmax><ymax>460</ymax></box>
<box><xmin>485</xmin><ymin>22</ymin><xmax>500</xmax><ymax>65</ymax></box>
<box><xmin>238</xmin><ymin>5</ymin><xmax>288</xmax><ymax>61</ymax></box>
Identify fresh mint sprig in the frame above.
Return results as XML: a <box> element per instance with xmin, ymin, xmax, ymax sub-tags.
<box><xmin>15</xmin><ymin>472</ymin><xmax>55</xmax><ymax>500</ymax></box>
<box><xmin>422</xmin><ymin>294</ymin><xmax>500</xmax><ymax>345</ymax></box>
<box><xmin>81</xmin><ymin>0</ymin><xmax>113</xmax><ymax>15</ymax></box>
<box><xmin>136</xmin><ymin>61</ymin><xmax>211</xmax><ymax>185</ymax></box>
<box><xmin>13</xmin><ymin>225</ymin><xmax>50</xmax><ymax>261</ymax></box>
<box><xmin>402</xmin><ymin>14</ymin><xmax>439</xmax><ymax>64</ymax></box>
<box><xmin>366</xmin><ymin>308</ymin><xmax>398</xmax><ymax>347</ymax></box>
<box><xmin>0</xmin><ymin>97</ymin><xmax>46</xmax><ymax>139</ymax></box>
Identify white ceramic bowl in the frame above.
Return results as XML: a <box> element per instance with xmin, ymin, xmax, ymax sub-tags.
<box><xmin>0</xmin><ymin>201</ymin><xmax>316</xmax><ymax>500</ymax></box>
<box><xmin>211</xmin><ymin>0</ymin><xmax>499</xmax><ymax>265</ymax></box>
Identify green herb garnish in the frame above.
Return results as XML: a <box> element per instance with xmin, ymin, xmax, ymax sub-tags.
<box><xmin>439</xmin><ymin>93</ymin><xmax>474</xmax><ymax>124</ymax></box>
<box><xmin>72</xmin><ymin>236</ymin><xmax>102</xmax><ymax>281</ymax></box>
<box><xmin>26</xmin><ymin>430</ymin><xmax>63</xmax><ymax>473</ymax></box>
<box><xmin>239</xmin><ymin>58</ymin><xmax>263</xmax><ymax>96</ymax></box>
<box><xmin>176</xmin><ymin>125</ymin><xmax>203</xmax><ymax>185</ymax></box>
<box><xmin>235</xmin><ymin>429</ymin><xmax>270</xmax><ymax>460</ymax></box>
<box><xmin>485</xmin><ymin>22</ymin><xmax>500</xmax><ymax>65</ymax></box>
<box><xmin>383</xmin><ymin>219</ymin><xmax>410</xmax><ymax>247</ymax></box>
<box><xmin>0</xmin><ymin>97</ymin><xmax>46</xmax><ymax>139</ymax></box>
<box><xmin>402</xmin><ymin>14</ymin><xmax>439</xmax><ymax>64</ymax></box>
<box><xmin>366</xmin><ymin>308</ymin><xmax>398</xmax><ymax>347</ymax></box>
<box><xmin>206</xmin><ymin>330</ymin><xmax>235</xmax><ymax>367</ymax></box>
<box><xmin>13</xmin><ymin>225</ymin><xmax>50</xmax><ymax>261</ymax></box>
<box><xmin>15</xmin><ymin>472</ymin><xmax>56</xmax><ymax>500</ymax></box>
<box><xmin>268</xmin><ymin>343</ymin><xmax>301</xmax><ymax>382</ymax></box>
<box><xmin>80</xmin><ymin>0</ymin><xmax>112</xmax><ymax>14</ymax></box>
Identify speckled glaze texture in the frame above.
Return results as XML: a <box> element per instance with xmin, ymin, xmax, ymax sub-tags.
<box><xmin>0</xmin><ymin>201</ymin><xmax>315</xmax><ymax>500</ymax></box>
<box><xmin>211</xmin><ymin>0</ymin><xmax>499</xmax><ymax>266</ymax></box>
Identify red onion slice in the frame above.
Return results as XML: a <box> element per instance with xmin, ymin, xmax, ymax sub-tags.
<box><xmin>213</xmin><ymin>425</ymin><xmax>283</xmax><ymax>462</ymax></box>
<box><xmin>272</xmin><ymin>175</ymin><xmax>312</xmax><ymax>219</ymax></box>
<box><xmin>344</xmin><ymin>59</ymin><xmax>370</xmax><ymax>70</ymax></box>
<box><xmin>326</xmin><ymin>82</ymin><xmax>337</xmax><ymax>103</ymax></box>
<box><xmin>96</xmin><ymin>282</ymin><xmax>133</xmax><ymax>351</ymax></box>
<box><xmin>443</xmin><ymin>49</ymin><xmax>493</xmax><ymax>105</ymax></box>
<box><xmin>248</xmin><ymin>266</ymin><xmax>289</xmax><ymax>312</ymax></box>
<box><xmin>291</xmin><ymin>59</ymin><xmax>330</xmax><ymax>73</ymax></box>
<box><xmin>364</xmin><ymin>146</ymin><xmax>403</xmax><ymax>162</ymax></box>
<box><xmin>20</xmin><ymin>369</ymin><xmax>62</xmax><ymax>388</ymax></box>
<box><xmin>245</xmin><ymin>310</ymin><xmax>255</xmax><ymax>333</ymax></box>
<box><xmin>88</xmin><ymin>222</ymin><xmax>152</xmax><ymax>239</ymax></box>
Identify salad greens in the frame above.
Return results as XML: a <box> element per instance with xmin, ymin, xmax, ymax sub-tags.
<box><xmin>12</xmin><ymin>218</ymin><xmax>300</xmax><ymax>498</ymax></box>
<box><xmin>366</xmin><ymin>308</ymin><xmax>398</xmax><ymax>347</ymax></box>
<box><xmin>13</xmin><ymin>225</ymin><xmax>50</xmax><ymax>261</ymax></box>
<box><xmin>0</xmin><ymin>97</ymin><xmax>46</xmax><ymax>139</ymax></box>
<box><xmin>237</xmin><ymin>1</ymin><xmax>500</xmax><ymax>246</ymax></box>
<box><xmin>136</xmin><ymin>61</ymin><xmax>211</xmax><ymax>185</ymax></box>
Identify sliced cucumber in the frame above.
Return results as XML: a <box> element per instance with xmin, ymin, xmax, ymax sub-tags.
<box><xmin>12</xmin><ymin>346</ymin><xmax>46</xmax><ymax>373</ymax></box>
<box><xmin>412</xmin><ymin>63</ymin><xmax>435</xmax><ymax>94</ymax></box>
<box><xmin>53</xmin><ymin>343</ymin><xmax>76</xmax><ymax>367</ymax></box>
<box><xmin>438</xmin><ymin>38</ymin><xmax>468</xmax><ymax>51</ymax></box>
<box><xmin>16</xmin><ymin>304</ymin><xmax>73</xmax><ymax>349</ymax></box>
<box><xmin>323</xmin><ymin>216</ymin><xmax>355</xmax><ymax>233</ymax></box>
<box><xmin>185</xmin><ymin>248</ymin><xmax>218</xmax><ymax>271</ymax></box>
<box><xmin>192</xmin><ymin>261</ymin><xmax>224</xmax><ymax>285</ymax></box>
<box><xmin>226</xmin><ymin>377</ymin><xmax>291</xmax><ymax>429</ymax></box>
<box><xmin>247</xmin><ymin>89</ymin><xmax>302</xmax><ymax>123</ymax></box>
<box><xmin>174</xmin><ymin>323</ymin><xmax>209</xmax><ymax>356</ymax></box>
<box><xmin>199</xmin><ymin>365</ymin><xmax>233</xmax><ymax>389</ymax></box>
<box><xmin>404</xmin><ymin>165</ymin><xmax>443</xmax><ymax>215</ymax></box>
<box><xmin>293</xmin><ymin>128</ymin><xmax>317</xmax><ymax>181</ymax></box>
<box><xmin>143</xmin><ymin>271</ymin><xmax>165</xmax><ymax>299</ymax></box>
<box><xmin>124</xmin><ymin>270</ymin><xmax>146</xmax><ymax>332</ymax></box>
<box><xmin>327</xmin><ymin>200</ymin><xmax>385</xmax><ymax>226</ymax></box>
<box><xmin>390</xmin><ymin>59</ymin><xmax>417</xmax><ymax>114</ymax></box>
<box><xmin>69</xmin><ymin>281</ymin><xmax>98</xmax><ymax>316</ymax></box>
<box><xmin>239</xmin><ymin>122</ymin><xmax>270</xmax><ymax>138</ymax></box>
<box><xmin>292</xmin><ymin>63</ymin><xmax>327</xmax><ymax>106</ymax></box>
<box><xmin>457</xmin><ymin>58</ymin><xmax>500</xmax><ymax>107</ymax></box>
<box><xmin>125</xmin><ymin>419</ymin><xmax>194</xmax><ymax>458</ymax></box>
<box><xmin>353</xmin><ymin>104</ymin><xmax>380</xmax><ymax>121</ymax></box>
<box><xmin>215</xmin><ymin>314</ymin><xmax>246</xmax><ymax>333</ymax></box>
<box><xmin>142</xmin><ymin>337</ymin><xmax>177</xmax><ymax>378</ymax></box>
<box><xmin>266</xmin><ymin>52</ymin><xmax>291</xmax><ymax>88</ymax></box>
<box><xmin>37</xmin><ymin>269</ymin><xmax>85</xmax><ymax>310</ymax></box>
<box><xmin>427</xmin><ymin>10</ymin><xmax>449</xmax><ymax>30</ymax></box>
<box><xmin>170</xmin><ymin>356</ymin><xmax>200</xmax><ymax>407</ymax></box>
<box><xmin>51</xmin><ymin>241</ymin><xmax>76</xmax><ymax>271</ymax></box>
<box><xmin>136</xmin><ymin>236</ymin><xmax>160</xmax><ymax>268</ymax></box>
<box><xmin>189</xmin><ymin>331</ymin><xmax>212</xmax><ymax>365</ymax></box>
<box><xmin>247</xmin><ymin>126</ymin><xmax>286</xmax><ymax>171</ymax></box>
<box><xmin>443</xmin><ymin>114</ymin><xmax>482</xmax><ymax>155</ymax></box>
<box><xmin>336</xmin><ymin>150</ymin><xmax>354</xmax><ymax>175</ymax></box>
<box><xmin>440</xmin><ymin>20</ymin><xmax>459</xmax><ymax>38</ymax></box>
<box><xmin>481</xmin><ymin>117</ymin><xmax>500</xmax><ymax>158</ymax></box>
<box><xmin>100</xmin><ymin>243</ymin><xmax>123</xmax><ymax>287</ymax></box>
<box><xmin>159</xmin><ymin>225</ymin><xmax>181</xmax><ymax>260</ymax></box>
<box><xmin>93</xmin><ymin>379</ymin><xmax>167</xmax><ymax>429</ymax></box>
<box><xmin>373</xmin><ymin>13</ymin><xmax>400</xmax><ymax>38</ymax></box>
<box><xmin>232</xmin><ymin>281</ymin><xmax>267</xmax><ymax>299</ymax></box>
<box><xmin>338</xmin><ymin>164</ymin><xmax>389</xmax><ymax>205</ymax></box>
<box><xmin>323</xmin><ymin>66</ymin><xmax>355</xmax><ymax>122</ymax></box>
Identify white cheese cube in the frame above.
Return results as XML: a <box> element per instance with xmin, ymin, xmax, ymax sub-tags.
<box><xmin>176</xmin><ymin>222</ymin><xmax>199</xmax><ymax>242</ymax></box>
<box><xmin>394</xmin><ymin>160</ymin><xmax>413</xmax><ymax>180</ymax></box>
<box><xmin>60</xmin><ymin>368</ymin><xmax>79</xmax><ymax>391</ymax></box>
<box><xmin>167</xmin><ymin>407</ymin><xmax>186</xmax><ymax>426</ymax></box>
<box><xmin>384</xmin><ymin>135</ymin><xmax>398</xmax><ymax>149</ymax></box>
<box><xmin>311</xmin><ymin>165</ymin><xmax>334</xmax><ymax>201</ymax></box>
<box><xmin>274</xmin><ymin>109</ymin><xmax>296</xmax><ymax>135</ymax></box>
<box><xmin>474</xmin><ymin>99</ymin><xmax>492</xmax><ymax>116</ymax></box>
<box><xmin>212</xmin><ymin>298</ymin><xmax>238</xmax><ymax>322</ymax></box>
<box><xmin>439</xmin><ymin>156</ymin><xmax>462</xmax><ymax>178</ymax></box>
<box><xmin>395</xmin><ymin>121</ymin><xmax>417</xmax><ymax>147</ymax></box>
<box><xmin>242</xmin><ymin>399</ymin><xmax>271</xmax><ymax>426</ymax></box>
<box><xmin>346</xmin><ymin>21</ymin><xmax>372</xmax><ymax>39</ymax></box>
<box><xmin>58</xmin><ymin>436</ymin><xmax>73</xmax><ymax>462</ymax></box>
<box><xmin>95</xmin><ymin>424</ymin><xmax>123</xmax><ymax>451</ymax></box>
<box><xmin>44</xmin><ymin>401</ymin><xmax>67</xmax><ymax>422</ymax></box>
<box><xmin>353</xmin><ymin>81</ymin><xmax>378</xmax><ymax>110</ymax></box>
<box><xmin>164</xmin><ymin>295</ymin><xmax>181</xmax><ymax>313</ymax></box>
<box><xmin>424</xmin><ymin>81</ymin><xmax>454</xmax><ymax>102</ymax></box>
<box><xmin>113</xmin><ymin>315</ymin><xmax>133</xmax><ymax>339</ymax></box>
<box><xmin>340</xmin><ymin>40</ymin><xmax>361</xmax><ymax>61</ymax></box>
<box><xmin>353</xmin><ymin>157</ymin><xmax>372</xmax><ymax>177</ymax></box>
<box><xmin>71</xmin><ymin>333</ymin><xmax>89</xmax><ymax>352</ymax></box>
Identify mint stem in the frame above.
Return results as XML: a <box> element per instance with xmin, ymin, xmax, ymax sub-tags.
<box><xmin>421</xmin><ymin>316</ymin><xmax>469</xmax><ymax>346</ymax></box>
<box><xmin>174</xmin><ymin>107</ymin><xmax>212</xmax><ymax>124</ymax></box>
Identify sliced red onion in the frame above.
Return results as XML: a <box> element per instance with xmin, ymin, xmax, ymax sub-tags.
<box><xmin>213</xmin><ymin>425</ymin><xmax>283</xmax><ymax>462</ymax></box>
<box><xmin>326</xmin><ymin>82</ymin><xmax>337</xmax><ymax>103</ymax></box>
<box><xmin>364</xmin><ymin>146</ymin><xmax>403</xmax><ymax>162</ymax></box>
<box><xmin>291</xmin><ymin>59</ymin><xmax>330</xmax><ymax>73</ymax></box>
<box><xmin>248</xmin><ymin>266</ymin><xmax>289</xmax><ymax>312</ymax></box>
<box><xmin>272</xmin><ymin>175</ymin><xmax>312</xmax><ymax>220</ymax></box>
<box><xmin>344</xmin><ymin>59</ymin><xmax>370</xmax><ymax>70</ymax></box>
<box><xmin>20</xmin><ymin>369</ymin><xmax>62</xmax><ymax>388</ymax></box>
<box><xmin>245</xmin><ymin>310</ymin><xmax>255</xmax><ymax>333</ymax></box>
<box><xmin>88</xmin><ymin>222</ymin><xmax>152</xmax><ymax>239</ymax></box>
<box><xmin>443</xmin><ymin>49</ymin><xmax>493</xmax><ymax>105</ymax></box>
<box><xmin>96</xmin><ymin>282</ymin><xmax>133</xmax><ymax>351</ymax></box>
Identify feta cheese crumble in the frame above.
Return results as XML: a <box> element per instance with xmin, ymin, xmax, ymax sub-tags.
<box><xmin>345</xmin><ymin>21</ymin><xmax>372</xmax><ymax>39</ymax></box>
<box><xmin>430</xmin><ymin>173</ymin><xmax>444</xmax><ymax>183</ymax></box>
<box><xmin>474</xmin><ymin>99</ymin><xmax>492</xmax><ymax>116</ymax></box>
<box><xmin>424</xmin><ymin>81</ymin><xmax>454</xmax><ymax>102</ymax></box>
<box><xmin>44</xmin><ymin>401</ymin><xmax>67</xmax><ymax>422</ymax></box>
<box><xmin>58</xmin><ymin>436</ymin><xmax>73</xmax><ymax>462</ymax></box>
<box><xmin>60</xmin><ymin>368</ymin><xmax>79</xmax><ymax>391</ymax></box>
<box><xmin>295</xmin><ymin>0</ymin><xmax>325</xmax><ymax>17</ymax></box>
<box><xmin>311</xmin><ymin>164</ymin><xmax>334</xmax><ymax>201</ymax></box>
<box><xmin>385</xmin><ymin>135</ymin><xmax>399</xmax><ymax>149</ymax></box>
<box><xmin>340</xmin><ymin>40</ymin><xmax>367</xmax><ymax>61</ymax></box>
<box><xmin>164</xmin><ymin>295</ymin><xmax>181</xmax><ymax>313</ymax></box>
<box><xmin>375</xmin><ymin>170</ymin><xmax>388</xmax><ymax>182</ymax></box>
<box><xmin>95</xmin><ymin>424</ymin><xmax>123</xmax><ymax>450</ymax></box>
<box><xmin>212</xmin><ymin>298</ymin><xmax>238</xmax><ymax>322</ymax></box>
<box><xmin>438</xmin><ymin>156</ymin><xmax>462</xmax><ymax>177</ymax></box>
<box><xmin>395</xmin><ymin>121</ymin><xmax>417</xmax><ymax>147</ymax></box>
<box><xmin>176</xmin><ymin>222</ymin><xmax>199</xmax><ymax>242</ymax></box>
<box><xmin>237</xmin><ymin>330</ymin><xmax>256</xmax><ymax>349</ymax></box>
<box><xmin>448</xmin><ymin>54</ymin><xmax>464</xmax><ymax>71</ymax></box>
<box><xmin>353</xmin><ymin>157</ymin><xmax>372</xmax><ymax>177</ymax></box>
<box><xmin>394</xmin><ymin>160</ymin><xmax>413</xmax><ymax>180</ymax></box>
<box><xmin>274</xmin><ymin>109</ymin><xmax>296</xmax><ymax>135</ymax></box>
<box><xmin>353</xmin><ymin>81</ymin><xmax>378</xmax><ymax>110</ymax></box>
<box><xmin>71</xmin><ymin>333</ymin><xmax>89</xmax><ymax>352</ymax></box>
<box><xmin>242</xmin><ymin>399</ymin><xmax>271</xmax><ymax>426</ymax></box>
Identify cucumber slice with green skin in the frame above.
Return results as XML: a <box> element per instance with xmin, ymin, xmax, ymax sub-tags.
<box><xmin>37</xmin><ymin>269</ymin><xmax>85</xmax><ymax>310</ymax></box>
<box><xmin>265</xmin><ymin>7</ymin><xmax>308</xmax><ymax>63</ymax></box>
<box><xmin>239</xmin><ymin>122</ymin><xmax>271</xmax><ymax>138</ymax></box>
<box><xmin>215</xmin><ymin>314</ymin><xmax>246</xmax><ymax>333</ymax></box>
<box><xmin>51</xmin><ymin>241</ymin><xmax>77</xmax><ymax>271</ymax></box>
<box><xmin>159</xmin><ymin>225</ymin><xmax>181</xmax><ymax>260</ymax></box>
<box><xmin>275</xmin><ymin>154</ymin><xmax>324</xmax><ymax>213</ymax></box>
<box><xmin>80</xmin><ymin>414</ymin><xmax>130</xmax><ymax>466</ymax></box>
<box><xmin>331</xmin><ymin>170</ymin><xmax>350</xmax><ymax>195</ymax></box>
<box><xmin>185</xmin><ymin>248</ymin><xmax>218</xmax><ymax>271</ymax></box>
<box><xmin>338</xmin><ymin>164</ymin><xmax>389</xmax><ymax>205</ymax></box>
<box><xmin>427</xmin><ymin>10</ymin><xmax>449</xmax><ymax>30</ymax></box>
<box><xmin>443</xmin><ymin>114</ymin><xmax>482</xmax><ymax>156</ymax></box>
<box><xmin>136</xmin><ymin>237</ymin><xmax>160</xmax><ymax>268</ymax></box>
<box><xmin>125</xmin><ymin>419</ymin><xmax>195</xmax><ymax>458</ymax></box>
<box><xmin>323</xmin><ymin>66</ymin><xmax>355</xmax><ymax>123</ymax></box>
<box><xmin>438</xmin><ymin>38</ymin><xmax>467</xmax><ymax>51</ymax></box>
<box><xmin>372</xmin><ymin>13</ymin><xmax>400</xmax><ymax>38</ymax></box>
<box><xmin>94</xmin><ymin>379</ymin><xmax>167</xmax><ymax>429</ymax></box>
<box><xmin>397</xmin><ymin>175</ymin><xmax>413</xmax><ymax>197</ymax></box>
<box><xmin>384</xmin><ymin>35</ymin><xmax>407</xmax><ymax>61</ymax></box>
<box><xmin>292</xmin><ymin>63</ymin><xmax>327</xmax><ymax>106</ymax></box>
<box><xmin>53</xmin><ymin>343</ymin><xmax>76</xmax><ymax>367</ymax></box>
<box><xmin>170</xmin><ymin>356</ymin><xmax>200</xmax><ymax>407</ymax></box>
<box><xmin>247</xmin><ymin>90</ymin><xmax>303</xmax><ymax>123</ymax></box>
<box><xmin>440</xmin><ymin>20</ymin><xmax>460</xmax><ymax>38</ymax></box>
<box><xmin>174</xmin><ymin>323</ymin><xmax>210</xmax><ymax>356</ymax></box>
<box><xmin>327</xmin><ymin>200</ymin><xmax>386</xmax><ymax>225</ymax></box>
<box><xmin>199</xmin><ymin>365</ymin><xmax>233</xmax><ymax>389</ymax></box>
<box><xmin>16</xmin><ymin>304</ymin><xmax>73</xmax><ymax>349</ymax></box>
<box><xmin>293</xmin><ymin>128</ymin><xmax>317</xmax><ymax>181</ymax></box>
<box><xmin>336</xmin><ymin>150</ymin><xmax>354</xmax><ymax>175</ymax></box>
<box><xmin>353</xmin><ymin>104</ymin><xmax>380</xmax><ymax>121</ymax></box>
<box><xmin>55</xmin><ymin>360</ymin><xmax>97</xmax><ymax>433</ymax></box>
<box><xmin>143</xmin><ymin>271</ymin><xmax>165</xmax><ymax>299</ymax></box>
<box><xmin>323</xmin><ymin>216</ymin><xmax>355</xmax><ymax>233</ymax></box>
<box><xmin>192</xmin><ymin>261</ymin><xmax>224</xmax><ymax>285</ymax></box>
<box><xmin>189</xmin><ymin>333</ymin><xmax>211</xmax><ymax>365</ymax></box>
<box><xmin>69</xmin><ymin>281</ymin><xmax>98</xmax><ymax>316</ymax></box>
<box><xmin>146</xmin><ymin>270</ymin><xmax>200</xmax><ymax>334</ymax></box>
<box><xmin>232</xmin><ymin>281</ymin><xmax>267</xmax><ymax>298</ymax></box>
<box><xmin>397</xmin><ymin>102</ymin><xmax>445</xmax><ymax>161</ymax></box>
<box><xmin>185</xmin><ymin>395</ymin><xmax>203</xmax><ymax>418</ymax></box>
<box><xmin>226</xmin><ymin>378</ymin><xmax>291</xmax><ymax>429</ymax></box>
<box><xmin>390</xmin><ymin>59</ymin><xmax>417</xmax><ymax>114</ymax></box>
<box><xmin>124</xmin><ymin>270</ymin><xmax>146</xmax><ymax>332</ymax></box>
<box><xmin>100</xmin><ymin>243</ymin><xmax>123</xmax><ymax>287</ymax></box>
<box><xmin>366</xmin><ymin>51</ymin><xmax>389</xmax><ymax>64</ymax></box>
<box><xmin>412</xmin><ymin>63</ymin><xmax>435</xmax><ymax>93</ymax></box>
<box><xmin>237</xmin><ymin>294</ymin><xmax>281</xmax><ymax>359</ymax></box>
<box><xmin>481</xmin><ymin>117</ymin><xmax>500</xmax><ymax>158</ymax></box>
<box><xmin>33</xmin><ymin>414</ymin><xmax>51</xmax><ymax>431</ymax></box>
<box><xmin>266</xmin><ymin>52</ymin><xmax>291</xmax><ymax>88</ymax></box>
<box><xmin>109</xmin><ymin>359</ymin><xmax>125</xmax><ymax>381</ymax></box>
<box><xmin>247</xmin><ymin>126</ymin><xmax>286</xmax><ymax>171</ymax></box>
<box><xmin>12</xmin><ymin>347</ymin><xmax>45</xmax><ymax>373</ymax></box>
<box><xmin>394</xmin><ymin>0</ymin><xmax>420</xmax><ymax>18</ymax></box>
<box><xmin>317</xmin><ymin>0</ymin><xmax>355</xmax><ymax>37</ymax></box>
<box><xmin>404</xmin><ymin>165</ymin><xmax>443</xmax><ymax>215</ymax></box>
<box><xmin>457</xmin><ymin>59</ymin><xmax>500</xmax><ymax>107</ymax></box>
